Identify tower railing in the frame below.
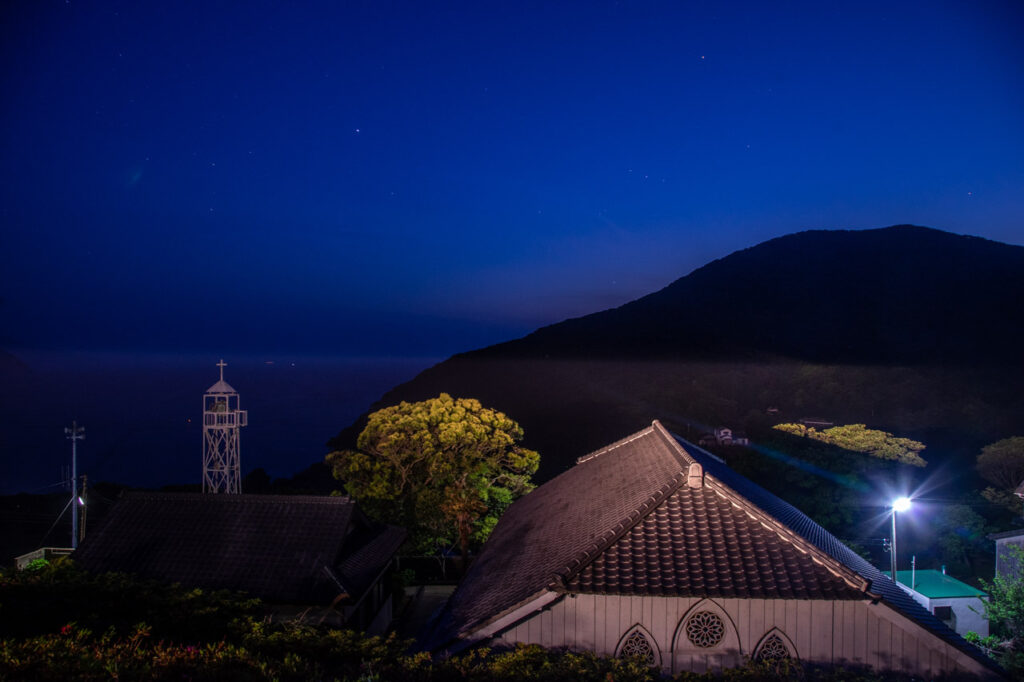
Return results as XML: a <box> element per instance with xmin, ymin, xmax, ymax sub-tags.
<box><xmin>203</xmin><ymin>411</ymin><xmax>248</xmax><ymax>427</ymax></box>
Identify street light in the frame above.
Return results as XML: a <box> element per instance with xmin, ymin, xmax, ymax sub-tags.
<box><xmin>890</xmin><ymin>497</ymin><xmax>912</xmax><ymax>584</ymax></box>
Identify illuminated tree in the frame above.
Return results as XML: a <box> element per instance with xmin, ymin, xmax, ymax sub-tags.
<box><xmin>326</xmin><ymin>394</ymin><xmax>539</xmax><ymax>564</ymax></box>
<box><xmin>772</xmin><ymin>423</ymin><xmax>927</xmax><ymax>467</ymax></box>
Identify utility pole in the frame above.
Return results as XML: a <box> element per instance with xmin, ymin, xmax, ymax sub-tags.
<box><xmin>65</xmin><ymin>421</ymin><xmax>85</xmax><ymax>549</ymax></box>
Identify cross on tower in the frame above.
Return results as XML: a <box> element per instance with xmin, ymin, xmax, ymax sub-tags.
<box><xmin>202</xmin><ymin>360</ymin><xmax>247</xmax><ymax>493</ymax></box>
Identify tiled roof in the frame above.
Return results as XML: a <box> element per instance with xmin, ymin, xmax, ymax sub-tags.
<box><xmin>674</xmin><ymin>428</ymin><xmax>1000</xmax><ymax>675</ymax></box>
<box><xmin>429</xmin><ymin>426</ymin><xmax>687</xmax><ymax>646</ymax></box>
<box><xmin>339</xmin><ymin>523</ymin><xmax>408</xmax><ymax>600</ymax></box>
<box><xmin>74</xmin><ymin>493</ymin><xmax>403</xmax><ymax>605</ymax></box>
<box><xmin>568</xmin><ymin>486</ymin><xmax>861</xmax><ymax>599</ymax></box>
<box><xmin>429</xmin><ymin>421</ymin><xmax>1000</xmax><ymax>675</ymax></box>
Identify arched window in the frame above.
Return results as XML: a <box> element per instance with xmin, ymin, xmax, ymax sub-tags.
<box><xmin>754</xmin><ymin>629</ymin><xmax>797</xmax><ymax>663</ymax></box>
<box><xmin>616</xmin><ymin>624</ymin><xmax>660</xmax><ymax>667</ymax></box>
<box><xmin>671</xmin><ymin>598</ymin><xmax>742</xmax><ymax>659</ymax></box>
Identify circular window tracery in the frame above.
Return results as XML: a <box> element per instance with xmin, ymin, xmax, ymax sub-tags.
<box><xmin>620</xmin><ymin>629</ymin><xmax>656</xmax><ymax>665</ymax></box>
<box><xmin>684</xmin><ymin>611</ymin><xmax>725</xmax><ymax>648</ymax></box>
<box><xmin>757</xmin><ymin>633</ymin><xmax>791</xmax><ymax>661</ymax></box>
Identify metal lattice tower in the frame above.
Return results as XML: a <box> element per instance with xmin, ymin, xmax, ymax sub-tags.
<box><xmin>202</xmin><ymin>359</ymin><xmax>247</xmax><ymax>494</ymax></box>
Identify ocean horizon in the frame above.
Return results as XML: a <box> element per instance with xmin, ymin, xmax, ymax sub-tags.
<box><xmin>0</xmin><ymin>350</ymin><xmax>441</xmax><ymax>495</ymax></box>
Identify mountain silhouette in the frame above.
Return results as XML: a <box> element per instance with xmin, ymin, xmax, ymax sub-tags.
<box><xmin>330</xmin><ymin>226</ymin><xmax>1024</xmax><ymax>481</ymax></box>
<box><xmin>476</xmin><ymin>225</ymin><xmax>1024</xmax><ymax>364</ymax></box>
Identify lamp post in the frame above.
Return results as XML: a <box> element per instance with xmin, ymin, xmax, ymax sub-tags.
<box><xmin>890</xmin><ymin>497</ymin><xmax>911</xmax><ymax>584</ymax></box>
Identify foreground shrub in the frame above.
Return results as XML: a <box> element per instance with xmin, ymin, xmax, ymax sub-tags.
<box><xmin>0</xmin><ymin>558</ymin><xmax>260</xmax><ymax>644</ymax></box>
<box><xmin>0</xmin><ymin>562</ymin><xmax>999</xmax><ymax>681</ymax></box>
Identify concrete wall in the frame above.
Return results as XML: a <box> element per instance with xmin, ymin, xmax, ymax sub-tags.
<box><xmin>928</xmin><ymin>597</ymin><xmax>988</xmax><ymax>638</ymax></box>
<box><xmin>995</xmin><ymin>535</ymin><xmax>1024</xmax><ymax>580</ymax></box>
<box><xmin>898</xmin><ymin>585</ymin><xmax>988</xmax><ymax>638</ymax></box>
<box><xmin>494</xmin><ymin>593</ymin><xmax>996</xmax><ymax>679</ymax></box>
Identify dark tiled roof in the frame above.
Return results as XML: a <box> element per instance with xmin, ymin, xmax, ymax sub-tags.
<box><xmin>339</xmin><ymin>524</ymin><xmax>408</xmax><ymax>600</ymax></box>
<box><xmin>430</xmin><ymin>421</ymin><xmax>1000</xmax><ymax>675</ymax></box>
<box><xmin>568</xmin><ymin>486</ymin><xmax>861</xmax><ymax>599</ymax></box>
<box><xmin>73</xmin><ymin>493</ymin><xmax>403</xmax><ymax>605</ymax></box>
<box><xmin>673</xmin><ymin>429</ymin><xmax>1001</xmax><ymax>676</ymax></box>
<box><xmin>430</xmin><ymin>426</ymin><xmax>687</xmax><ymax>645</ymax></box>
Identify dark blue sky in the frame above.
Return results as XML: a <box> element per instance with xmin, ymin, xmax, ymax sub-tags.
<box><xmin>2</xmin><ymin>1</ymin><xmax>1022</xmax><ymax>358</ymax></box>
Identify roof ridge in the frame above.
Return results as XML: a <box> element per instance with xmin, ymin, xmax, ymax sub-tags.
<box><xmin>651</xmin><ymin>419</ymin><xmax>697</xmax><ymax>468</ymax></box>
<box><xmin>575</xmin><ymin>424</ymin><xmax>656</xmax><ymax>464</ymax></box>
<box><xmin>553</xmin><ymin>427</ymin><xmax>688</xmax><ymax>590</ymax></box>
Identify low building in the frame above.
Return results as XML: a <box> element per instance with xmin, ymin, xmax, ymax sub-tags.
<box><xmin>713</xmin><ymin>427</ymin><xmax>732</xmax><ymax>445</ymax></box>
<box><xmin>429</xmin><ymin>421</ymin><xmax>1001</xmax><ymax>679</ymax></box>
<box><xmin>74</xmin><ymin>493</ymin><xmax>405</xmax><ymax>633</ymax></box>
<box><xmin>990</xmin><ymin>528</ymin><xmax>1024</xmax><ymax>581</ymax></box>
<box><xmin>885</xmin><ymin>569</ymin><xmax>987</xmax><ymax>637</ymax></box>
<box><xmin>14</xmin><ymin>546</ymin><xmax>73</xmax><ymax>570</ymax></box>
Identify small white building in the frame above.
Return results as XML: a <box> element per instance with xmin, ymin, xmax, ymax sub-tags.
<box><xmin>888</xmin><ymin>569</ymin><xmax>987</xmax><ymax>638</ymax></box>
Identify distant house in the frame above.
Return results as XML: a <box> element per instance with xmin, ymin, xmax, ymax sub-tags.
<box><xmin>74</xmin><ymin>493</ymin><xmax>405</xmax><ymax>633</ymax></box>
<box><xmin>14</xmin><ymin>546</ymin><xmax>73</xmax><ymax>570</ymax></box>
<box><xmin>990</xmin><ymin>528</ymin><xmax>1024</xmax><ymax>581</ymax></box>
<box><xmin>732</xmin><ymin>431</ymin><xmax>750</xmax><ymax>446</ymax></box>
<box><xmin>697</xmin><ymin>433</ymin><xmax>717</xmax><ymax>448</ymax></box>
<box><xmin>429</xmin><ymin>421</ymin><xmax>1000</xmax><ymax>679</ymax></box>
<box><xmin>713</xmin><ymin>427</ymin><xmax>732</xmax><ymax>445</ymax></box>
<box><xmin>885</xmin><ymin>569</ymin><xmax>987</xmax><ymax>638</ymax></box>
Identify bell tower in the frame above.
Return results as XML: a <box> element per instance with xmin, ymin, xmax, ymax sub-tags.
<box><xmin>202</xmin><ymin>359</ymin><xmax>247</xmax><ymax>493</ymax></box>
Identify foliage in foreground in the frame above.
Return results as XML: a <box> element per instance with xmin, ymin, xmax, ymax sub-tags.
<box><xmin>975</xmin><ymin>545</ymin><xmax>1024</xmax><ymax>678</ymax></box>
<box><xmin>772</xmin><ymin>423</ymin><xmax>927</xmax><ymax>467</ymax></box>
<box><xmin>3</xmin><ymin>630</ymin><xmax>987</xmax><ymax>682</ymax></box>
<box><xmin>0</xmin><ymin>561</ymin><xmax>1003</xmax><ymax>681</ymax></box>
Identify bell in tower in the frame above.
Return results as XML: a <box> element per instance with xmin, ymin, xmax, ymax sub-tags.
<box><xmin>202</xmin><ymin>359</ymin><xmax>248</xmax><ymax>493</ymax></box>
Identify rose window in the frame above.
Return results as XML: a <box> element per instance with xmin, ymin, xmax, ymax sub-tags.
<box><xmin>685</xmin><ymin>611</ymin><xmax>725</xmax><ymax>648</ymax></box>
<box><xmin>757</xmin><ymin>633</ymin><xmax>791</xmax><ymax>661</ymax></box>
<box><xmin>619</xmin><ymin>630</ymin><xmax>655</xmax><ymax>665</ymax></box>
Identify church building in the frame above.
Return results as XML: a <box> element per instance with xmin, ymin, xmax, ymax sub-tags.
<box><xmin>429</xmin><ymin>421</ymin><xmax>1001</xmax><ymax>679</ymax></box>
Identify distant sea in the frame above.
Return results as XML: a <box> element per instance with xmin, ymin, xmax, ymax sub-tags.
<box><xmin>0</xmin><ymin>351</ymin><xmax>440</xmax><ymax>495</ymax></box>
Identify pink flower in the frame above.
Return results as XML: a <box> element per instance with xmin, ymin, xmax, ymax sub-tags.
<box><xmin>60</xmin><ymin>625</ymin><xmax>72</xmax><ymax>635</ymax></box>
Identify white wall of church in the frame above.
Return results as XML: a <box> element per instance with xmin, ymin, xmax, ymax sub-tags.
<box><xmin>493</xmin><ymin>593</ymin><xmax>994</xmax><ymax>679</ymax></box>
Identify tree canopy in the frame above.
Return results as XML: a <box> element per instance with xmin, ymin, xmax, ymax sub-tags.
<box><xmin>977</xmin><ymin>545</ymin><xmax>1024</xmax><ymax>676</ymax></box>
<box><xmin>326</xmin><ymin>393</ymin><xmax>539</xmax><ymax>562</ymax></box>
<box><xmin>977</xmin><ymin>437</ymin><xmax>1024</xmax><ymax>492</ymax></box>
<box><xmin>772</xmin><ymin>423</ymin><xmax>927</xmax><ymax>467</ymax></box>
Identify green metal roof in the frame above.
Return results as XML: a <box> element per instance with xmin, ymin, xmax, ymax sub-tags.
<box><xmin>883</xmin><ymin>569</ymin><xmax>986</xmax><ymax>598</ymax></box>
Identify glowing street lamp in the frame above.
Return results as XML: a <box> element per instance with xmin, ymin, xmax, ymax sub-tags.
<box><xmin>890</xmin><ymin>497</ymin><xmax>912</xmax><ymax>583</ymax></box>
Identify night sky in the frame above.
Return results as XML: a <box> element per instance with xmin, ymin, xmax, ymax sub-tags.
<box><xmin>2</xmin><ymin>1</ymin><xmax>1023</xmax><ymax>358</ymax></box>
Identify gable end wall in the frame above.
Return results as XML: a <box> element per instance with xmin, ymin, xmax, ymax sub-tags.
<box><xmin>493</xmin><ymin>594</ymin><xmax>996</xmax><ymax>679</ymax></box>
